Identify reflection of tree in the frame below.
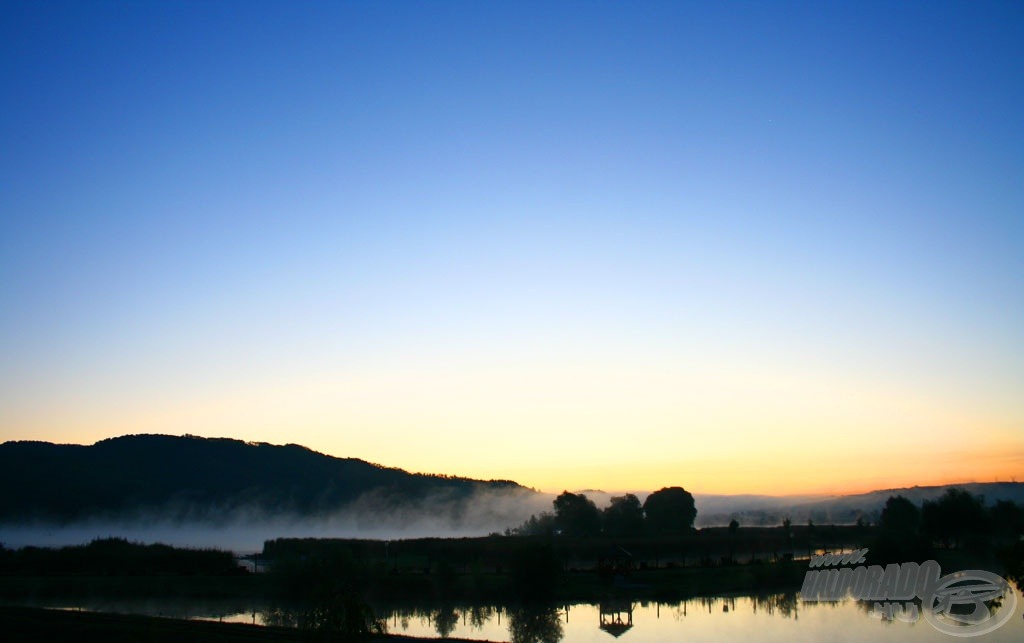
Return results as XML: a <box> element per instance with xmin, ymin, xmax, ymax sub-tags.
<box><xmin>854</xmin><ymin>597</ymin><xmax>920</xmax><ymax>623</ymax></box>
<box><xmin>266</xmin><ymin>545</ymin><xmax>385</xmax><ymax>638</ymax></box>
<box><xmin>751</xmin><ymin>592</ymin><xmax>798</xmax><ymax>619</ymax></box>
<box><xmin>433</xmin><ymin>605</ymin><xmax>459</xmax><ymax>638</ymax></box>
<box><xmin>671</xmin><ymin>599</ymin><xmax>690</xmax><ymax>620</ymax></box>
<box><xmin>378</xmin><ymin>606</ymin><xmax>418</xmax><ymax>632</ymax></box>
<box><xmin>261</xmin><ymin>604</ymin><xmax>301</xmax><ymax>628</ymax></box>
<box><xmin>378</xmin><ymin>604</ymin><xmax>508</xmax><ymax>634</ymax></box>
<box><xmin>313</xmin><ymin>592</ymin><xmax>386</xmax><ymax>638</ymax></box>
<box><xmin>998</xmin><ymin>541</ymin><xmax>1024</xmax><ymax>586</ymax></box>
<box><xmin>508</xmin><ymin>605</ymin><xmax>564</xmax><ymax>643</ymax></box>
<box><xmin>468</xmin><ymin>605</ymin><xmax>495</xmax><ymax>630</ymax></box>
<box><xmin>259</xmin><ymin>595</ymin><xmax>386</xmax><ymax>639</ymax></box>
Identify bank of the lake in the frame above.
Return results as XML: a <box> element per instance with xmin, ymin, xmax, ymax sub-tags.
<box><xmin>0</xmin><ymin>558</ymin><xmax>807</xmax><ymax>604</ymax></box>
<box><xmin>0</xmin><ymin>605</ymin><xmax>502</xmax><ymax>643</ymax></box>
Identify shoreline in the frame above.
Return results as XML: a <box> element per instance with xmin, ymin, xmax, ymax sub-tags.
<box><xmin>0</xmin><ymin>605</ymin><xmax>499</xmax><ymax>643</ymax></box>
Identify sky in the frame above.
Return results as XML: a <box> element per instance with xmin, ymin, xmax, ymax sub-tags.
<box><xmin>1</xmin><ymin>1</ymin><xmax>1022</xmax><ymax>496</ymax></box>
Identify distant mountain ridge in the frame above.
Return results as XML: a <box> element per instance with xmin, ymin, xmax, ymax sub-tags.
<box><xmin>0</xmin><ymin>434</ymin><xmax>529</xmax><ymax>523</ymax></box>
<box><xmin>695</xmin><ymin>482</ymin><xmax>1024</xmax><ymax>527</ymax></box>
<box><xmin>2</xmin><ymin>434</ymin><xmax>1019</xmax><ymax>530</ymax></box>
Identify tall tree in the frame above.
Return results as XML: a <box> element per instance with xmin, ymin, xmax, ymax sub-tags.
<box><xmin>923</xmin><ymin>488</ymin><xmax>988</xmax><ymax>548</ymax></box>
<box><xmin>643</xmin><ymin>487</ymin><xmax>697</xmax><ymax>534</ymax></box>
<box><xmin>603</xmin><ymin>494</ymin><xmax>644</xmax><ymax>537</ymax></box>
<box><xmin>873</xmin><ymin>494</ymin><xmax>934</xmax><ymax>563</ymax></box>
<box><xmin>990</xmin><ymin>500</ymin><xmax>1024</xmax><ymax>537</ymax></box>
<box><xmin>879</xmin><ymin>495</ymin><xmax>920</xmax><ymax>536</ymax></box>
<box><xmin>552</xmin><ymin>492</ymin><xmax>601</xmax><ymax>538</ymax></box>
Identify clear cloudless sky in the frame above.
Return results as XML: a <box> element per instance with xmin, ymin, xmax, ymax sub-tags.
<box><xmin>1</xmin><ymin>1</ymin><xmax>1022</xmax><ymax>495</ymax></box>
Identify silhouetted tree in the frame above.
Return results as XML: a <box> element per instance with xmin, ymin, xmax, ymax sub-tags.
<box><xmin>880</xmin><ymin>495</ymin><xmax>920</xmax><ymax>535</ymax></box>
<box><xmin>511</xmin><ymin>512</ymin><xmax>557</xmax><ymax>537</ymax></box>
<box><xmin>922</xmin><ymin>488</ymin><xmax>988</xmax><ymax>548</ymax></box>
<box><xmin>873</xmin><ymin>495</ymin><xmax>932</xmax><ymax>563</ymax></box>
<box><xmin>642</xmin><ymin>487</ymin><xmax>697</xmax><ymax>534</ymax></box>
<box><xmin>990</xmin><ymin>500</ymin><xmax>1024</xmax><ymax>537</ymax></box>
<box><xmin>552</xmin><ymin>492</ymin><xmax>601</xmax><ymax>538</ymax></box>
<box><xmin>728</xmin><ymin>518</ymin><xmax>739</xmax><ymax>536</ymax></box>
<box><xmin>603</xmin><ymin>494</ymin><xmax>644</xmax><ymax>537</ymax></box>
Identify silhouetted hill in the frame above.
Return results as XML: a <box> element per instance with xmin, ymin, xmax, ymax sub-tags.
<box><xmin>0</xmin><ymin>434</ymin><xmax>530</xmax><ymax>523</ymax></box>
<box><xmin>792</xmin><ymin>482</ymin><xmax>1024</xmax><ymax>523</ymax></box>
<box><xmin>695</xmin><ymin>482</ymin><xmax>1024</xmax><ymax>527</ymax></box>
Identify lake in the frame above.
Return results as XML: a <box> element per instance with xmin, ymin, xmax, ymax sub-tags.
<box><xmin>16</xmin><ymin>586</ymin><xmax>1023</xmax><ymax>642</ymax></box>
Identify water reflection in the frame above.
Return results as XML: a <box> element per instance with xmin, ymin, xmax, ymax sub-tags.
<box><xmin>258</xmin><ymin>592</ymin><xmax>384</xmax><ymax>638</ymax></box>
<box><xmin>751</xmin><ymin>591</ymin><xmax>799</xmax><ymax>619</ymax></box>
<box><xmin>16</xmin><ymin>585</ymin><xmax>1024</xmax><ymax>642</ymax></box>
<box><xmin>851</xmin><ymin>582</ymin><xmax>1011</xmax><ymax>632</ymax></box>
<box><xmin>466</xmin><ymin>604</ymin><xmax>496</xmax><ymax>629</ymax></box>
<box><xmin>598</xmin><ymin>598</ymin><xmax>633</xmax><ymax>637</ymax></box>
<box><xmin>261</xmin><ymin>603</ymin><xmax>302</xmax><ymax>628</ymax></box>
<box><xmin>432</xmin><ymin>605</ymin><xmax>459</xmax><ymax>638</ymax></box>
<box><xmin>508</xmin><ymin>605</ymin><xmax>563</xmax><ymax>643</ymax></box>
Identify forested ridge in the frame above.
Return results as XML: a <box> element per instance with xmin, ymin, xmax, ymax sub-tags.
<box><xmin>0</xmin><ymin>434</ymin><xmax>527</xmax><ymax>522</ymax></box>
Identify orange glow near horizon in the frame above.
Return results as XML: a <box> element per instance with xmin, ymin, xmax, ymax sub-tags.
<box><xmin>10</xmin><ymin>418</ymin><xmax>1021</xmax><ymax>498</ymax></box>
<box><xmin>412</xmin><ymin>447</ymin><xmax>1024</xmax><ymax>497</ymax></box>
<box><xmin>3</xmin><ymin>316</ymin><xmax>1022</xmax><ymax>499</ymax></box>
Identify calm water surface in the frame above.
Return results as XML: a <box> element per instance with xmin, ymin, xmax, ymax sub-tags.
<box><xmin>19</xmin><ymin>587</ymin><xmax>1024</xmax><ymax>642</ymax></box>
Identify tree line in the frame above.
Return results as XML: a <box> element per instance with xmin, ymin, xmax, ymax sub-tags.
<box><xmin>510</xmin><ymin>486</ymin><xmax>697</xmax><ymax>538</ymax></box>
<box><xmin>873</xmin><ymin>488</ymin><xmax>1024</xmax><ymax>563</ymax></box>
<box><xmin>0</xmin><ymin>537</ymin><xmax>242</xmax><ymax>576</ymax></box>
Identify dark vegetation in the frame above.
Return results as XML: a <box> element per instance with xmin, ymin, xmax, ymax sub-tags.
<box><xmin>3</xmin><ymin>484</ymin><xmax>1022</xmax><ymax>641</ymax></box>
<box><xmin>0</xmin><ymin>435</ymin><xmax>528</xmax><ymax>522</ymax></box>
<box><xmin>0</xmin><ymin>537</ymin><xmax>241</xmax><ymax>577</ymax></box>
<box><xmin>256</xmin><ymin>484</ymin><xmax>839</xmax><ymax>605</ymax></box>
<box><xmin>510</xmin><ymin>487</ymin><xmax>697</xmax><ymax>538</ymax></box>
<box><xmin>0</xmin><ymin>538</ymin><xmax>260</xmax><ymax>601</ymax></box>
<box><xmin>868</xmin><ymin>488</ymin><xmax>1024</xmax><ymax>576</ymax></box>
<box><xmin>4</xmin><ymin>489</ymin><xmax>1021</xmax><ymax>599</ymax></box>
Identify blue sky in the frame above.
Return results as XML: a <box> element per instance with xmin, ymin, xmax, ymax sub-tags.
<box><xmin>1</xmin><ymin>1</ymin><xmax>1022</xmax><ymax>493</ymax></box>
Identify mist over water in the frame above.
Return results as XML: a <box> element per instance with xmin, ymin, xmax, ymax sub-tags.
<box><xmin>7</xmin><ymin>484</ymin><xmax>1016</xmax><ymax>551</ymax></box>
<box><xmin>0</xmin><ymin>486</ymin><xmax>554</xmax><ymax>552</ymax></box>
<box><xmin>0</xmin><ymin>491</ymin><xmax>794</xmax><ymax>551</ymax></box>
<box><xmin>0</xmin><ymin>489</ymin><xmax>756</xmax><ymax>552</ymax></box>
